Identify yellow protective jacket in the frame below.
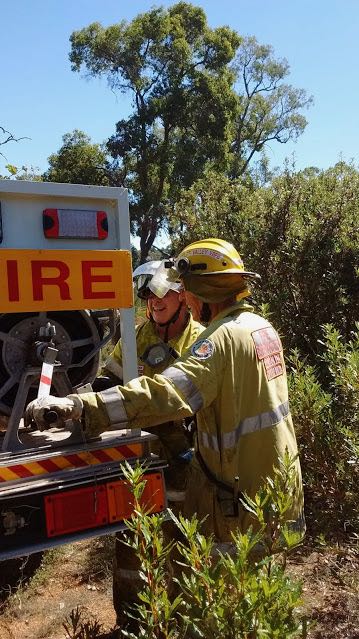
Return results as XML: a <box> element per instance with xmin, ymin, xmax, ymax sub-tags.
<box><xmin>102</xmin><ymin>316</ymin><xmax>203</xmax><ymax>380</ymax></box>
<box><xmin>101</xmin><ymin>315</ymin><xmax>204</xmax><ymax>473</ymax></box>
<box><xmin>82</xmin><ymin>301</ymin><xmax>304</xmax><ymax>537</ymax></box>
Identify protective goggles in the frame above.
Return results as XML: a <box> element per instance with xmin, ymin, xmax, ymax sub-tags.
<box><xmin>135</xmin><ymin>275</ymin><xmax>159</xmax><ymax>300</ymax></box>
<box><xmin>136</xmin><ymin>274</ymin><xmax>151</xmax><ymax>290</ymax></box>
<box><xmin>136</xmin><ymin>264</ymin><xmax>183</xmax><ymax>300</ymax></box>
<box><xmin>137</xmin><ymin>279</ymin><xmax>154</xmax><ymax>300</ymax></box>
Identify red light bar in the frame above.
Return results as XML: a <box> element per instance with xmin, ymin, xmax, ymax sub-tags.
<box><xmin>43</xmin><ymin>209</ymin><xmax>108</xmax><ymax>240</ymax></box>
<box><xmin>45</xmin><ymin>485</ymin><xmax>108</xmax><ymax>537</ymax></box>
<box><xmin>107</xmin><ymin>473</ymin><xmax>165</xmax><ymax>522</ymax></box>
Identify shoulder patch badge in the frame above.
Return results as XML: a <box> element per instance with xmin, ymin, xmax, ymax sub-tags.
<box><xmin>190</xmin><ymin>338</ymin><xmax>214</xmax><ymax>360</ymax></box>
<box><xmin>251</xmin><ymin>327</ymin><xmax>283</xmax><ymax>381</ymax></box>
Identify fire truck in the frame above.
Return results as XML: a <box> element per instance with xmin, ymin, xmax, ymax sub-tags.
<box><xmin>0</xmin><ymin>179</ymin><xmax>166</xmax><ymax>560</ymax></box>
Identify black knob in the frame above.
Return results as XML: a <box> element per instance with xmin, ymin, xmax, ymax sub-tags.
<box><xmin>44</xmin><ymin>409</ymin><xmax>58</xmax><ymax>424</ymax></box>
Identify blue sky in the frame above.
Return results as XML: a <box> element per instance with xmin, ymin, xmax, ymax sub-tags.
<box><xmin>1</xmin><ymin>0</ymin><xmax>359</xmax><ymax>176</ymax></box>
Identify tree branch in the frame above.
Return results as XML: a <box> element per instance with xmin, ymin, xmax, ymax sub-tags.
<box><xmin>0</xmin><ymin>126</ymin><xmax>29</xmax><ymax>159</ymax></box>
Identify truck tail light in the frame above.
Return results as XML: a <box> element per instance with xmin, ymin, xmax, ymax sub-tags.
<box><xmin>107</xmin><ymin>473</ymin><xmax>165</xmax><ymax>523</ymax></box>
<box><xmin>43</xmin><ymin>209</ymin><xmax>108</xmax><ymax>240</ymax></box>
<box><xmin>44</xmin><ymin>472</ymin><xmax>165</xmax><ymax>539</ymax></box>
<box><xmin>45</xmin><ymin>485</ymin><xmax>108</xmax><ymax>537</ymax></box>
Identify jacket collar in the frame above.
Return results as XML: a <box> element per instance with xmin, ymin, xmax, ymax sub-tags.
<box><xmin>212</xmin><ymin>300</ymin><xmax>254</xmax><ymax>323</ymax></box>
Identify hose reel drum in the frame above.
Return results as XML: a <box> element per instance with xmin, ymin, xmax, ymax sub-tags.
<box><xmin>0</xmin><ymin>309</ymin><xmax>113</xmax><ymax>415</ymax></box>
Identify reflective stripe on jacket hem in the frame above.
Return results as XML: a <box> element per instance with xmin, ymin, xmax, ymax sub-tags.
<box><xmin>117</xmin><ymin>567</ymin><xmax>140</xmax><ymax>580</ymax></box>
<box><xmin>100</xmin><ymin>387</ymin><xmax>128</xmax><ymax>424</ymax></box>
<box><xmin>211</xmin><ymin>542</ymin><xmax>236</xmax><ymax>557</ymax></box>
<box><xmin>162</xmin><ymin>367</ymin><xmax>203</xmax><ymax>412</ymax></box>
<box><xmin>198</xmin><ymin>401</ymin><xmax>290</xmax><ymax>451</ymax></box>
<box><xmin>166</xmin><ymin>489</ymin><xmax>186</xmax><ymax>502</ymax></box>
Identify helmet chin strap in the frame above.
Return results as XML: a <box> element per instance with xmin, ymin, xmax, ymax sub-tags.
<box><xmin>150</xmin><ymin>301</ymin><xmax>188</xmax><ymax>342</ymax></box>
<box><xmin>200</xmin><ymin>302</ymin><xmax>212</xmax><ymax>324</ymax></box>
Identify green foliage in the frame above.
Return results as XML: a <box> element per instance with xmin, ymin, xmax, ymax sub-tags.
<box><xmin>70</xmin><ymin>3</ymin><xmax>239</xmax><ymax>260</ymax></box>
<box><xmin>120</xmin><ymin>462</ymin><xmax>181</xmax><ymax>638</ymax></box>
<box><xmin>43</xmin><ymin>129</ymin><xmax>110</xmax><ymax>186</ymax></box>
<box><xmin>69</xmin><ymin>3</ymin><xmax>310</xmax><ymax>260</ymax></box>
<box><xmin>168</xmin><ymin>169</ymin><xmax>259</xmax><ymax>254</ymax></box>
<box><xmin>252</xmin><ymin>162</ymin><xmax>359</xmax><ymax>356</ymax></box>
<box><xmin>2</xmin><ymin>164</ymin><xmax>42</xmax><ymax>181</ymax></box>
<box><xmin>231</xmin><ymin>36</ymin><xmax>312</xmax><ymax>177</ymax></box>
<box><xmin>5</xmin><ymin>163</ymin><xmax>17</xmax><ymax>176</ymax></box>
<box><xmin>169</xmin><ymin>161</ymin><xmax>359</xmax><ymax>359</ymax></box>
<box><xmin>119</xmin><ymin>457</ymin><xmax>305</xmax><ymax>638</ymax></box>
<box><xmin>288</xmin><ymin>325</ymin><xmax>359</xmax><ymax>536</ymax></box>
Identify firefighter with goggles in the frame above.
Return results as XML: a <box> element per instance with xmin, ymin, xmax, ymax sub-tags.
<box><xmin>94</xmin><ymin>260</ymin><xmax>202</xmax><ymax>387</ymax></box>
<box><xmin>93</xmin><ymin>258</ymin><xmax>204</xmax><ymax>624</ymax></box>
<box><xmin>26</xmin><ymin>238</ymin><xmax>305</xmax><ymax>550</ymax></box>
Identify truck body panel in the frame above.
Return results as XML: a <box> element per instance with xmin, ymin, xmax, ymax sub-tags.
<box><xmin>0</xmin><ymin>180</ymin><xmax>165</xmax><ymax>560</ymax></box>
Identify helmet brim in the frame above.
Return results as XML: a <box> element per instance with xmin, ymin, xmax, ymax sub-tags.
<box><xmin>199</xmin><ymin>270</ymin><xmax>261</xmax><ymax>279</ymax></box>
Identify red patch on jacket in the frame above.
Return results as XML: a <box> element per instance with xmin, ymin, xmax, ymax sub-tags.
<box><xmin>251</xmin><ymin>327</ymin><xmax>283</xmax><ymax>380</ymax></box>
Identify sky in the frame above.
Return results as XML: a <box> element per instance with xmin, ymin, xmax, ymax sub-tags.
<box><xmin>1</xmin><ymin>0</ymin><xmax>359</xmax><ymax>177</ymax></box>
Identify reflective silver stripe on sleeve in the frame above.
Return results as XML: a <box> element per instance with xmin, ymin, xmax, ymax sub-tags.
<box><xmin>197</xmin><ymin>401</ymin><xmax>290</xmax><ymax>452</ymax></box>
<box><xmin>103</xmin><ymin>357</ymin><xmax>123</xmax><ymax>380</ymax></box>
<box><xmin>99</xmin><ymin>387</ymin><xmax>128</xmax><ymax>425</ymax></box>
<box><xmin>162</xmin><ymin>366</ymin><xmax>203</xmax><ymax>412</ymax></box>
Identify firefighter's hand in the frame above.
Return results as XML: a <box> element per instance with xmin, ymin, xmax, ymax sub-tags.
<box><xmin>25</xmin><ymin>395</ymin><xmax>84</xmax><ymax>431</ymax></box>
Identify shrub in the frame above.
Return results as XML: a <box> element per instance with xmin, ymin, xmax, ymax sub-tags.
<box><xmin>288</xmin><ymin>324</ymin><xmax>359</xmax><ymax>538</ymax></box>
<box><xmin>168</xmin><ymin>162</ymin><xmax>359</xmax><ymax>360</ymax></box>
<box><xmin>119</xmin><ymin>455</ymin><xmax>305</xmax><ymax>638</ymax></box>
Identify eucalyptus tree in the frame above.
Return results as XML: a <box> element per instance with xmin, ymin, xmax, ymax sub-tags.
<box><xmin>230</xmin><ymin>36</ymin><xmax>313</xmax><ymax>177</ymax></box>
<box><xmin>69</xmin><ymin>3</ymin><xmax>312</xmax><ymax>261</ymax></box>
<box><xmin>43</xmin><ymin>130</ymin><xmax>111</xmax><ymax>186</ymax></box>
<box><xmin>69</xmin><ymin>2</ymin><xmax>240</xmax><ymax>261</ymax></box>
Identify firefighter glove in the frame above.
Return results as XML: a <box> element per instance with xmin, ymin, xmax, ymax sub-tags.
<box><xmin>25</xmin><ymin>394</ymin><xmax>84</xmax><ymax>431</ymax></box>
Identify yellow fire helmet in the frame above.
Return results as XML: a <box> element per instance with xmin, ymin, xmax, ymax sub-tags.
<box><xmin>171</xmin><ymin>238</ymin><xmax>260</xmax><ymax>303</ymax></box>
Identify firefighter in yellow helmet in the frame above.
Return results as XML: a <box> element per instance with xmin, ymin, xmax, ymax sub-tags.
<box><xmin>95</xmin><ymin>258</ymin><xmax>204</xmax><ymax>477</ymax></box>
<box><xmin>93</xmin><ymin>258</ymin><xmax>204</xmax><ymax>624</ymax></box>
<box><xmin>26</xmin><ymin>238</ymin><xmax>305</xmax><ymax>545</ymax></box>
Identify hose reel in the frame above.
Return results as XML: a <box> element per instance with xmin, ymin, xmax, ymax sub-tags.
<box><xmin>0</xmin><ymin>309</ymin><xmax>113</xmax><ymax>416</ymax></box>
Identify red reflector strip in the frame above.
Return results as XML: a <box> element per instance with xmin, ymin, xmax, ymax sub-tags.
<box><xmin>0</xmin><ymin>444</ymin><xmax>143</xmax><ymax>481</ymax></box>
<box><xmin>107</xmin><ymin>472</ymin><xmax>165</xmax><ymax>522</ymax></box>
<box><xmin>45</xmin><ymin>485</ymin><xmax>109</xmax><ymax>537</ymax></box>
<box><xmin>65</xmin><ymin>454</ymin><xmax>88</xmax><ymax>467</ymax></box>
<box><xmin>35</xmin><ymin>458</ymin><xmax>61</xmax><ymax>473</ymax></box>
<box><xmin>38</xmin><ymin>359</ymin><xmax>55</xmax><ymax>399</ymax></box>
<box><xmin>91</xmin><ymin>448</ymin><xmax>112</xmax><ymax>464</ymax></box>
<box><xmin>43</xmin><ymin>209</ymin><xmax>108</xmax><ymax>240</ymax></box>
<box><xmin>8</xmin><ymin>464</ymin><xmax>34</xmax><ymax>479</ymax></box>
